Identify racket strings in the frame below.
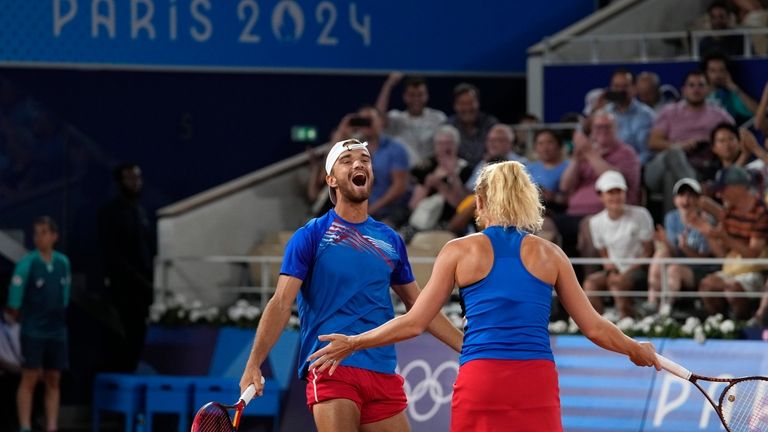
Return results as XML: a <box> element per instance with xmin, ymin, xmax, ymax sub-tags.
<box><xmin>191</xmin><ymin>404</ymin><xmax>234</xmax><ymax>432</ymax></box>
<box><xmin>721</xmin><ymin>379</ymin><xmax>768</xmax><ymax>432</ymax></box>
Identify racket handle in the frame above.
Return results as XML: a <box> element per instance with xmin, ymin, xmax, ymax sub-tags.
<box><xmin>239</xmin><ymin>377</ymin><xmax>265</xmax><ymax>406</ymax></box>
<box><xmin>655</xmin><ymin>353</ymin><xmax>692</xmax><ymax>380</ymax></box>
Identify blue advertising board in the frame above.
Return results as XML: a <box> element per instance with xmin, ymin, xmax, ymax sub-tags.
<box><xmin>0</xmin><ymin>0</ymin><xmax>594</xmax><ymax>74</ymax></box>
<box><xmin>140</xmin><ymin>328</ymin><xmax>768</xmax><ymax>431</ymax></box>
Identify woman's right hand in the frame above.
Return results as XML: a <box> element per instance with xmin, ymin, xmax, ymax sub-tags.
<box><xmin>629</xmin><ymin>341</ymin><xmax>661</xmax><ymax>370</ymax></box>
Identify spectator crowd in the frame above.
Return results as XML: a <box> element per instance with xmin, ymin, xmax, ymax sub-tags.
<box><xmin>306</xmin><ymin>43</ymin><xmax>768</xmax><ymax>327</ymax></box>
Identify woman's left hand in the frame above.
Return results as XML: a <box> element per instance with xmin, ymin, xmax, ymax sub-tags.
<box><xmin>307</xmin><ymin>334</ymin><xmax>357</xmax><ymax>375</ymax></box>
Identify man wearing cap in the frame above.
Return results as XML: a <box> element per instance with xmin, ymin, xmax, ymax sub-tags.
<box><xmin>583</xmin><ymin>170</ymin><xmax>654</xmax><ymax>318</ymax></box>
<box><xmin>647</xmin><ymin>178</ymin><xmax>718</xmax><ymax>316</ymax></box>
<box><xmin>689</xmin><ymin>165</ymin><xmax>768</xmax><ymax>320</ymax></box>
<box><xmin>238</xmin><ymin>139</ymin><xmax>463</xmax><ymax>432</ymax></box>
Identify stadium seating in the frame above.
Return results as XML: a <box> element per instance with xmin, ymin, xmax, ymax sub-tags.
<box><xmin>92</xmin><ymin>328</ymin><xmax>299</xmax><ymax>431</ymax></box>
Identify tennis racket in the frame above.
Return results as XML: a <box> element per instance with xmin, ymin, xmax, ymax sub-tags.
<box><xmin>656</xmin><ymin>353</ymin><xmax>768</xmax><ymax>432</ymax></box>
<box><xmin>190</xmin><ymin>377</ymin><xmax>263</xmax><ymax>432</ymax></box>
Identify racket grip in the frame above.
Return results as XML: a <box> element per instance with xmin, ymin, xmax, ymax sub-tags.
<box><xmin>655</xmin><ymin>353</ymin><xmax>692</xmax><ymax>380</ymax></box>
<box><xmin>239</xmin><ymin>377</ymin><xmax>265</xmax><ymax>406</ymax></box>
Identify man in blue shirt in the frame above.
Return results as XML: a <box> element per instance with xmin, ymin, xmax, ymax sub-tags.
<box><xmin>603</xmin><ymin>69</ymin><xmax>657</xmax><ymax>164</ymax></box>
<box><xmin>239</xmin><ymin>139</ymin><xmax>462</xmax><ymax>432</ymax></box>
<box><xmin>5</xmin><ymin>216</ymin><xmax>70</xmax><ymax>432</ymax></box>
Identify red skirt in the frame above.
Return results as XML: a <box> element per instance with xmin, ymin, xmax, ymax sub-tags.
<box><xmin>451</xmin><ymin>359</ymin><xmax>562</xmax><ymax>432</ymax></box>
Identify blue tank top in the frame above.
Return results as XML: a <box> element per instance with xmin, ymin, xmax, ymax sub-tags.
<box><xmin>459</xmin><ymin>226</ymin><xmax>554</xmax><ymax>365</ymax></box>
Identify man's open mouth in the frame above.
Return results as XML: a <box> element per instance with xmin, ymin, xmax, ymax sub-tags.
<box><xmin>352</xmin><ymin>172</ymin><xmax>367</xmax><ymax>186</ymax></box>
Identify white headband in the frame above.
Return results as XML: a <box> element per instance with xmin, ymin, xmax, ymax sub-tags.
<box><xmin>325</xmin><ymin>139</ymin><xmax>369</xmax><ymax>175</ymax></box>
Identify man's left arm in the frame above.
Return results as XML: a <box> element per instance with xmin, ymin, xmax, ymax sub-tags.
<box><xmin>392</xmin><ymin>281</ymin><xmax>463</xmax><ymax>353</ymax></box>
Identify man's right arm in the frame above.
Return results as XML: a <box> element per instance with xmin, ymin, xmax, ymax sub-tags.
<box><xmin>375</xmin><ymin>72</ymin><xmax>404</xmax><ymax>116</ymax></box>
<box><xmin>239</xmin><ymin>274</ymin><xmax>302</xmax><ymax>396</ymax></box>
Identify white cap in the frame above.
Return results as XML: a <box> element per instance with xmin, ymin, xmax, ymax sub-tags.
<box><xmin>595</xmin><ymin>170</ymin><xmax>627</xmax><ymax>192</ymax></box>
<box><xmin>325</xmin><ymin>139</ymin><xmax>369</xmax><ymax>204</ymax></box>
<box><xmin>672</xmin><ymin>177</ymin><xmax>702</xmax><ymax>195</ymax></box>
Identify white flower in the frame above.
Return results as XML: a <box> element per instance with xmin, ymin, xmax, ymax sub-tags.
<box><xmin>602</xmin><ymin>309</ymin><xmax>620</xmax><ymax>323</ymax></box>
<box><xmin>448</xmin><ymin>313</ymin><xmax>464</xmax><ymax>329</ymax></box>
<box><xmin>640</xmin><ymin>315</ymin><xmax>656</xmax><ymax>327</ymax></box>
<box><xmin>617</xmin><ymin>317</ymin><xmax>636</xmax><ymax>332</ymax></box>
<box><xmin>228</xmin><ymin>306</ymin><xmax>243</xmax><ymax>321</ymax></box>
<box><xmin>654</xmin><ymin>325</ymin><xmax>663</xmax><ymax>334</ymax></box>
<box><xmin>684</xmin><ymin>316</ymin><xmax>701</xmax><ymax>328</ymax></box>
<box><xmin>444</xmin><ymin>303</ymin><xmax>463</xmax><ymax>315</ymax></box>
<box><xmin>191</xmin><ymin>300</ymin><xmax>203</xmax><ymax>310</ymax></box>
<box><xmin>719</xmin><ymin>320</ymin><xmax>735</xmax><ymax>334</ymax></box>
<box><xmin>549</xmin><ymin>320</ymin><xmax>568</xmax><ymax>334</ymax></box>
<box><xmin>694</xmin><ymin>326</ymin><xmax>706</xmax><ymax>344</ymax></box>
<box><xmin>205</xmin><ymin>307</ymin><xmax>219</xmax><ymax>320</ymax></box>
<box><xmin>567</xmin><ymin>318</ymin><xmax>579</xmax><ymax>334</ymax></box>
<box><xmin>235</xmin><ymin>299</ymin><xmax>250</xmax><ymax>308</ymax></box>
<box><xmin>288</xmin><ymin>315</ymin><xmax>300</xmax><ymax>328</ymax></box>
<box><xmin>174</xmin><ymin>293</ymin><xmax>187</xmax><ymax>307</ymax></box>
<box><xmin>190</xmin><ymin>310</ymin><xmax>204</xmax><ymax>323</ymax></box>
<box><xmin>244</xmin><ymin>306</ymin><xmax>261</xmax><ymax>320</ymax></box>
<box><xmin>637</xmin><ymin>323</ymin><xmax>652</xmax><ymax>334</ymax></box>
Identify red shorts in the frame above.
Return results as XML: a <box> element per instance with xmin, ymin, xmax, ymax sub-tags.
<box><xmin>451</xmin><ymin>359</ymin><xmax>562</xmax><ymax>432</ymax></box>
<box><xmin>306</xmin><ymin>365</ymin><xmax>407</xmax><ymax>424</ymax></box>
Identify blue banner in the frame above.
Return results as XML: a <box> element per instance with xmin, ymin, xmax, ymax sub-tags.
<box><xmin>0</xmin><ymin>0</ymin><xmax>593</xmax><ymax>74</ymax></box>
<box><xmin>140</xmin><ymin>328</ymin><xmax>768</xmax><ymax>431</ymax></box>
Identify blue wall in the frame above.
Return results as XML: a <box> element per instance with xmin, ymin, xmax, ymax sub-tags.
<box><xmin>543</xmin><ymin>59</ymin><xmax>768</xmax><ymax>122</ymax></box>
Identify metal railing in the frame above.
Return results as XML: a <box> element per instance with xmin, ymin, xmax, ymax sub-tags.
<box><xmin>539</xmin><ymin>28</ymin><xmax>768</xmax><ymax>64</ymax></box>
<box><xmin>157</xmin><ymin>254</ymin><xmax>768</xmax><ymax>312</ymax></box>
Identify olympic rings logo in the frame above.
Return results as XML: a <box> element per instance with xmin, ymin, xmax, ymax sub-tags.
<box><xmin>397</xmin><ymin>359</ymin><xmax>459</xmax><ymax>422</ymax></box>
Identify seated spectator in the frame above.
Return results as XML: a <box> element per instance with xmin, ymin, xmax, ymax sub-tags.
<box><xmin>583</xmin><ymin>171</ymin><xmax>654</xmax><ymax>319</ymax></box>
<box><xmin>512</xmin><ymin>113</ymin><xmax>540</xmax><ymax>156</ymax></box>
<box><xmin>647</xmin><ymin>178</ymin><xmax>718</xmax><ymax>316</ymax></box>
<box><xmin>635</xmin><ymin>71</ymin><xmax>678</xmax><ymax>112</ymax></box>
<box><xmin>603</xmin><ymin>69</ymin><xmax>657</xmax><ymax>164</ymax></box>
<box><xmin>527</xmin><ymin>129</ymin><xmax>569</xmax><ymax>215</ymax></box>
<box><xmin>703</xmin><ymin>52</ymin><xmax>758</xmax><ymax>126</ymax></box>
<box><xmin>375</xmin><ymin>72</ymin><xmax>447</xmax><ymax>165</ymax></box>
<box><xmin>446</xmin><ymin>83</ymin><xmax>498</xmax><ymax>166</ymax></box>
<box><xmin>331</xmin><ymin>106</ymin><xmax>411</xmax><ymax>227</ymax></box>
<box><xmin>406</xmin><ymin>125</ymin><xmax>472</xmax><ymax>232</ymax></box>
<box><xmin>464</xmin><ymin>124</ymin><xmax>528</xmax><ymax>189</ymax></box>
<box><xmin>699</xmin><ymin>0</ymin><xmax>747</xmax><ymax>57</ymax></box>
<box><xmin>555</xmin><ymin>111</ymin><xmax>641</xmax><ymax>260</ymax></box>
<box><xmin>692</xmin><ymin>165</ymin><xmax>768</xmax><ymax>320</ymax></box>
<box><xmin>705</xmin><ymin>122</ymin><xmax>753</xmax><ymax>194</ymax></box>
<box><xmin>645</xmin><ymin>70</ymin><xmax>734</xmax><ymax>213</ymax></box>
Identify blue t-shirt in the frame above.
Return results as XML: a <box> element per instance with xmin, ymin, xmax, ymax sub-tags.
<box><xmin>7</xmin><ymin>250</ymin><xmax>71</xmax><ymax>339</ymax></box>
<box><xmin>459</xmin><ymin>226</ymin><xmax>553</xmax><ymax>365</ymax></box>
<box><xmin>369</xmin><ymin>136</ymin><xmax>410</xmax><ymax>210</ymax></box>
<box><xmin>526</xmin><ymin>160</ymin><xmax>569</xmax><ymax>192</ymax></box>
<box><xmin>281</xmin><ymin>209</ymin><xmax>415</xmax><ymax>379</ymax></box>
<box><xmin>663</xmin><ymin>210</ymin><xmax>712</xmax><ymax>256</ymax></box>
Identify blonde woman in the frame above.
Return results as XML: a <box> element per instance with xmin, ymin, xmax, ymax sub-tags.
<box><xmin>308</xmin><ymin>161</ymin><xmax>660</xmax><ymax>432</ymax></box>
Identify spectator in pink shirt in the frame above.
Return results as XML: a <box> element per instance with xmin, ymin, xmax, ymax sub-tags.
<box><xmin>645</xmin><ymin>70</ymin><xmax>734</xmax><ymax>212</ymax></box>
<box><xmin>555</xmin><ymin>111</ymin><xmax>641</xmax><ymax>264</ymax></box>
